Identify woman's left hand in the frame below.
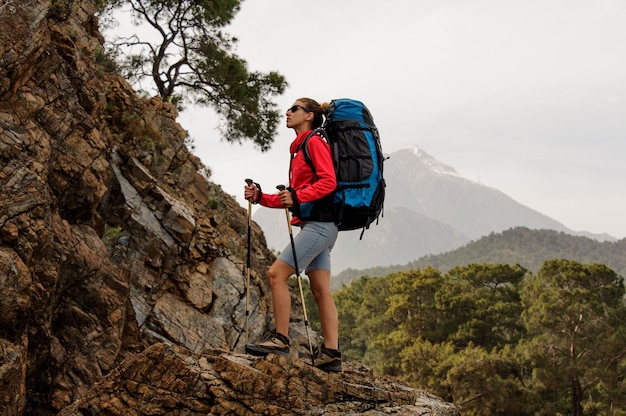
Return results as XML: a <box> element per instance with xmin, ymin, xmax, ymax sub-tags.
<box><xmin>277</xmin><ymin>190</ymin><xmax>293</xmax><ymax>207</ymax></box>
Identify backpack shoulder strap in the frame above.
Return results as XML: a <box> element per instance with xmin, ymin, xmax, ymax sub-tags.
<box><xmin>293</xmin><ymin>128</ymin><xmax>326</xmax><ymax>175</ymax></box>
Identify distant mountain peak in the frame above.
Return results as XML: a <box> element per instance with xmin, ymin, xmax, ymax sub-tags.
<box><xmin>397</xmin><ymin>146</ymin><xmax>462</xmax><ymax>178</ymax></box>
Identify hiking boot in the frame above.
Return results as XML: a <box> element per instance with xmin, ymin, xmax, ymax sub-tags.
<box><xmin>313</xmin><ymin>345</ymin><xmax>342</xmax><ymax>373</ymax></box>
<box><xmin>245</xmin><ymin>331</ymin><xmax>290</xmax><ymax>357</ymax></box>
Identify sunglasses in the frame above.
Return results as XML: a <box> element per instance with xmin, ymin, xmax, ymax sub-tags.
<box><xmin>287</xmin><ymin>104</ymin><xmax>310</xmax><ymax>113</ymax></box>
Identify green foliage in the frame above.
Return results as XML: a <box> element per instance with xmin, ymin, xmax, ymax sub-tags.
<box><xmin>102</xmin><ymin>226</ymin><xmax>129</xmax><ymax>247</ymax></box>
<box><xmin>94</xmin><ymin>0</ymin><xmax>113</xmax><ymax>12</ymax></box>
<box><xmin>374</xmin><ymin>268</ymin><xmax>445</xmax><ymax>375</ymax></box>
<box><xmin>440</xmin><ymin>264</ymin><xmax>526</xmax><ymax>349</ymax></box>
<box><xmin>336</xmin><ymin>260</ymin><xmax>626</xmax><ymax>415</ymax></box>
<box><xmin>333</xmin><ymin>275</ymin><xmax>393</xmax><ymax>365</ymax></box>
<box><xmin>520</xmin><ymin>260</ymin><xmax>626</xmax><ymax>416</ymax></box>
<box><xmin>49</xmin><ymin>0</ymin><xmax>77</xmax><ymax>20</ymax></box>
<box><xmin>94</xmin><ymin>47</ymin><xmax>118</xmax><ymax>73</ymax></box>
<box><xmin>206</xmin><ymin>198</ymin><xmax>218</xmax><ymax>210</ymax></box>
<box><xmin>103</xmin><ymin>226</ymin><xmax>124</xmax><ymax>240</ymax></box>
<box><xmin>102</xmin><ymin>0</ymin><xmax>287</xmax><ymax>151</ymax></box>
<box><xmin>120</xmin><ymin>110</ymin><xmax>166</xmax><ymax>158</ymax></box>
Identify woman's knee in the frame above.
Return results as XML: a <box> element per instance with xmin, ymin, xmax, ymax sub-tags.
<box><xmin>310</xmin><ymin>284</ymin><xmax>323</xmax><ymax>301</ymax></box>
<box><xmin>308</xmin><ymin>270</ymin><xmax>332</xmax><ymax>301</ymax></box>
<box><xmin>267</xmin><ymin>261</ymin><xmax>292</xmax><ymax>287</ymax></box>
<box><xmin>309</xmin><ymin>282</ymin><xmax>331</xmax><ymax>302</ymax></box>
<box><xmin>266</xmin><ymin>267</ymin><xmax>280</xmax><ymax>287</ymax></box>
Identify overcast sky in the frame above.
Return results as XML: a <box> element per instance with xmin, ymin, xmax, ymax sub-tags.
<box><xmin>171</xmin><ymin>0</ymin><xmax>626</xmax><ymax>239</ymax></box>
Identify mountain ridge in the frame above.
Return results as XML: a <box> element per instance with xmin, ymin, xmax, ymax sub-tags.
<box><xmin>331</xmin><ymin>226</ymin><xmax>626</xmax><ymax>290</ymax></box>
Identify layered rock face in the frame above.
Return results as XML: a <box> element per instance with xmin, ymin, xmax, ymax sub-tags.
<box><xmin>0</xmin><ymin>1</ymin><xmax>458</xmax><ymax>415</ymax></box>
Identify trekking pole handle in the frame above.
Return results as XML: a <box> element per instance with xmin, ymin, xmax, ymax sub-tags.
<box><xmin>245</xmin><ymin>179</ymin><xmax>255</xmax><ymax>203</ymax></box>
<box><xmin>276</xmin><ymin>185</ymin><xmax>294</xmax><ymax>233</ymax></box>
<box><xmin>244</xmin><ymin>178</ymin><xmax>254</xmax><ymax>213</ymax></box>
<box><xmin>246</xmin><ymin>179</ymin><xmax>262</xmax><ymax>204</ymax></box>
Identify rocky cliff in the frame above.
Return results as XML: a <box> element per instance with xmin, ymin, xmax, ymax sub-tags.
<box><xmin>0</xmin><ymin>0</ymin><xmax>458</xmax><ymax>415</ymax></box>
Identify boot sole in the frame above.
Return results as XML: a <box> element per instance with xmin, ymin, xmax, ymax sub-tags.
<box><xmin>315</xmin><ymin>361</ymin><xmax>342</xmax><ymax>373</ymax></box>
<box><xmin>245</xmin><ymin>345</ymin><xmax>289</xmax><ymax>357</ymax></box>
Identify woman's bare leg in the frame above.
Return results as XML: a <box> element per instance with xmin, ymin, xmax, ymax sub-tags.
<box><xmin>267</xmin><ymin>259</ymin><xmax>295</xmax><ymax>337</ymax></box>
<box><xmin>307</xmin><ymin>269</ymin><xmax>338</xmax><ymax>349</ymax></box>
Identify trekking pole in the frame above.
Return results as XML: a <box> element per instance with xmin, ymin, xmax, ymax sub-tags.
<box><xmin>244</xmin><ymin>179</ymin><xmax>254</xmax><ymax>345</ymax></box>
<box><xmin>276</xmin><ymin>185</ymin><xmax>315</xmax><ymax>365</ymax></box>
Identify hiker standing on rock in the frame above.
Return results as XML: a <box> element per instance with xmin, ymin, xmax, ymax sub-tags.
<box><xmin>244</xmin><ymin>97</ymin><xmax>342</xmax><ymax>373</ymax></box>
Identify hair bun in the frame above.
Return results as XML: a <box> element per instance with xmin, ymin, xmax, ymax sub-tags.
<box><xmin>320</xmin><ymin>102</ymin><xmax>330</xmax><ymax>113</ymax></box>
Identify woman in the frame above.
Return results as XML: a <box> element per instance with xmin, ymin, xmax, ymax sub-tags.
<box><xmin>244</xmin><ymin>97</ymin><xmax>342</xmax><ymax>373</ymax></box>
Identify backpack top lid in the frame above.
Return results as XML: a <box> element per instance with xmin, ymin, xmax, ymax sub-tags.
<box><xmin>326</xmin><ymin>99</ymin><xmax>375</xmax><ymax>128</ymax></box>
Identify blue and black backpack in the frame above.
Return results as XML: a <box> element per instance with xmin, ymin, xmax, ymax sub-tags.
<box><xmin>298</xmin><ymin>98</ymin><xmax>386</xmax><ymax>237</ymax></box>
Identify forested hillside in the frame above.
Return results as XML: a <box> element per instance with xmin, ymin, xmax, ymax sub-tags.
<box><xmin>332</xmin><ymin>227</ymin><xmax>626</xmax><ymax>290</ymax></box>
<box><xmin>316</xmin><ymin>261</ymin><xmax>626</xmax><ymax>415</ymax></box>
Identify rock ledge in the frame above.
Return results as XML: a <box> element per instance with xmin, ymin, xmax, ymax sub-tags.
<box><xmin>58</xmin><ymin>343</ymin><xmax>460</xmax><ymax>416</ymax></box>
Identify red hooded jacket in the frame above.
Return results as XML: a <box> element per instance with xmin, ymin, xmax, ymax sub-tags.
<box><xmin>258</xmin><ymin>129</ymin><xmax>336</xmax><ymax>224</ymax></box>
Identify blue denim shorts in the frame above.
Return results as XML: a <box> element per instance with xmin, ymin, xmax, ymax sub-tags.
<box><xmin>278</xmin><ymin>221</ymin><xmax>339</xmax><ymax>273</ymax></box>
